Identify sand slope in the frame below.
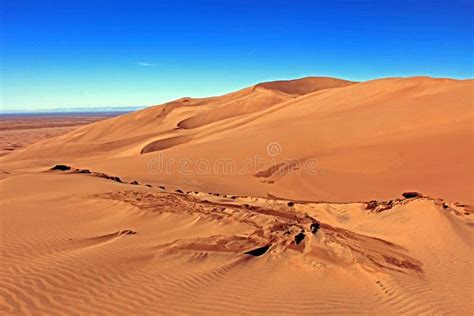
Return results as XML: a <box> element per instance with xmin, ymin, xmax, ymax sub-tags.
<box><xmin>1</xmin><ymin>172</ymin><xmax>472</xmax><ymax>314</ymax></box>
<box><xmin>1</xmin><ymin>76</ymin><xmax>471</xmax><ymax>203</ymax></box>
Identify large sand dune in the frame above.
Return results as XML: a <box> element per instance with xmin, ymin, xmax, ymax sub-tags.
<box><xmin>1</xmin><ymin>76</ymin><xmax>473</xmax><ymax>314</ymax></box>
<box><xmin>2</xmin><ymin>76</ymin><xmax>472</xmax><ymax>203</ymax></box>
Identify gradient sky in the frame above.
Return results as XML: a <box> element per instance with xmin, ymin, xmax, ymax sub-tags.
<box><xmin>1</xmin><ymin>0</ymin><xmax>472</xmax><ymax>110</ymax></box>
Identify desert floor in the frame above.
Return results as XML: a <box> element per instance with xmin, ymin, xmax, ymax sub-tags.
<box><xmin>0</xmin><ymin>113</ymin><xmax>120</xmax><ymax>158</ymax></box>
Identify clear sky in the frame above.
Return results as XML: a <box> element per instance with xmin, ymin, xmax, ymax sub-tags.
<box><xmin>1</xmin><ymin>0</ymin><xmax>472</xmax><ymax>111</ymax></box>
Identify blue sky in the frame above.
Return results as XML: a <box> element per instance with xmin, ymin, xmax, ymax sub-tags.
<box><xmin>1</xmin><ymin>0</ymin><xmax>472</xmax><ymax>110</ymax></box>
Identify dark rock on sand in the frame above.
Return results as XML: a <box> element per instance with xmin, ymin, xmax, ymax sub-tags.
<box><xmin>109</xmin><ymin>176</ymin><xmax>123</xmax><ymax>183</ymax></box>
<box><xmin>310</xmin><ymin>222</ymin><xmax>320</xmax><ymax>234</ymax></box>
<box><xmin>402</xmin><ymin>192</ymin><xmax>422</xmax><ymax>199</ymax></box>
<box><xmin>95</xmin><ymin>173</ymin><xmax>123</xmax><ymax>183</ymax></box>
<box><xmin>366</xmin><ymin>200</ymin><xmax>393</xmax><ymax>212</ymax></box>
<box><xmin>51</xmin><ymin>165</ymin><xmax>71</xmax><ymax>171</ymax></box>
<box><xmin>366</xmin><ymin>200</ymin><xmax>378</xmax><ymax>210</ymax></box>
<box><xmin>294</xmin><ymin>232</ymin><xmax>306</xmax><ymax>245</ymax></box>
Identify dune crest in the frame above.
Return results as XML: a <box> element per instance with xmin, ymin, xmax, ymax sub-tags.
<box><xmin>254</xmin><ymin>76</ymin><xmax>355</xmax><ymax>95</ymax></box>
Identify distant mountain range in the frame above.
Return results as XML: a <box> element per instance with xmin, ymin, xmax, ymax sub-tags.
<box><xmin>0</xmin><ymin>106</ymin><xmax>146</xmax><ymax>114</ymax></box>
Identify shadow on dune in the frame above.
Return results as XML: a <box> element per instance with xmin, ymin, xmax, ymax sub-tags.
<box><xmin>141</xmin><ymin>136</ymin><xmax>192</xmax><ymax>154</ymax></box>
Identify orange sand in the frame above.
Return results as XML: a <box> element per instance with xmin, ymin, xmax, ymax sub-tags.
<box><xmin>1</xmin><ymin>76</ymin><xmax>473</xmax><ymax>314</ymax></box>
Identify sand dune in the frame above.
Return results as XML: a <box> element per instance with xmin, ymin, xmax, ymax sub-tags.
<box><xmin>1</xmin><ymin>171</ymin><xmax>472</xmax><ymax>314</ymax></box>
<box><xmin>2</xmin><ymin>76</ymin><xmax>472</xmax><ymax>203</ymax></box>
<box><xmin>1</xmin><ymin>76</ymin><xmax>473</xmax><ymax>314</ymax></box>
